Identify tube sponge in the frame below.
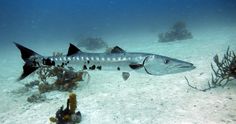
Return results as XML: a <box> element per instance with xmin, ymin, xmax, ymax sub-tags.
<box><xmin>69</xmin><ymin>93</ymin><xmax>77</xmax><ymax>114</ymax></box>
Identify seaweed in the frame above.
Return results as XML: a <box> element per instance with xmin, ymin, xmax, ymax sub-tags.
<box><xmin>77</xmin><ymin>37</ymin><xmax>108</xmax><ymax>50</ymax></box>
<box><xmin>186</xmin><ymin>47</ymin><xmax>236</xmax><ymax>91</ymax></box>
<box><xmin>50</xmin><ymin>93</ymin><xmax>82</xmax><ymax>124</ymax></box>
<box><xmin>23</xmin><ymin>52</ymin><xmax>90</xmax><ymax>102</ymax></box>
<box><xmin>158</xmin><ymin>21</ymin><xmax>193</xmax><ymax>42</ymax></box>
<box><xmin>36</xmin><ymin>66</ymin><xmax>89</xmax><ymax>93</ymax></box>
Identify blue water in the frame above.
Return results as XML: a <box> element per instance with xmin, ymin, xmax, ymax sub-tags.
<box><xmin>0</xmin><ymin>0</ymin><xmax>236</xmax><ymax>124</ymax></box>
<box><xmin>0</xmin><ymin>0</ymin><xmax>235</xmax><ymax>47</ymax></box>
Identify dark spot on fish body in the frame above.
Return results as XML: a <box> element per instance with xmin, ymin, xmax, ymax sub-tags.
<box><xmin>32</xmin><ymin>59</ymin><xmax>39</xmax><ymax>67</ymax></box>
<box><xmin>87</xmin><ymin>60</ymin><xmax>90</xmax><ymax>64</ymax></box>
<box><xmin>42</xmin><ymin>58</ymin><xmax>55</xmax><ymax>66</ymax></box>
<box><xmin>89</xmin><ymin>65</ymin><xmax>96</xmax><ymax>70</ymax></box>
<box><xmin>97</xmin><ymin>66</ymin><xmax>102</xmax><ymax>70</ymax></box>
<box><xmin>61</xmin><ymin>63</ymin><xmax>64</xmax><ymax>67</ymax></box>
<box><xmin>164</xmin><ymin>59</ymin><xmax>169</xmax><ymax>64</ymax></box>
<box><xmin>83</xmin><ymin>65</ymin><xmax>87</xmax><ymax>70</ymax></box>
<box><xmin>117</xmin><ymin>67</ymin><xmax>120</xmax><ymax>71</ymax></box>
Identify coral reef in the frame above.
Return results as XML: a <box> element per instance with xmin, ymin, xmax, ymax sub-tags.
<box><xmin>77</xmin><ymin>37</ymin><xmax>108</xmax><ymax>50</ymax></box>
<box><xmin>158</xmin><ymin>21</ymin><xmax>193</xmax><ymax>42</ymax></box>
<box><xmin>50</xmin><ymin>93</ymin><xmax>81</xmax><ymax>124</ymax></box>
<box><xmin>23</xmin><ymin>52</ymin><xmax>90</xmax><ymax>102</ymax></box>
<box><xmin>186</xmin><ymin>47</ymin><xmax>236</xmax><ymax>91</ymax></box>
<box><xmin>36</xmin><ymin>66</ymin><xmax>89</xmax><ymax>93</ymax></box>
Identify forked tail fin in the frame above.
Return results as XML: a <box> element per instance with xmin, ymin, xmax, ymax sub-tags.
<box><xmin>14</xmin><ymin>42</ymin><xmax>40</xmax><ymax>81</ymax></box>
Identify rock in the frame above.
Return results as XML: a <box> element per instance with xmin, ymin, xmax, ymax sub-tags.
<box><xmin>27</xmin><ymin>93</ymin><xmax>46</xmax><ymax>103</ymax></box>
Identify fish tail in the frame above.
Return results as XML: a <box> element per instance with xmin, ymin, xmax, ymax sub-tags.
<box><xmin>14</xmin><ymin>42</ymin><xmax>40</xmax><ymax>81</ymax></box>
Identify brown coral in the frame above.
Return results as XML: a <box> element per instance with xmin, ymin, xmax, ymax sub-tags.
<box><xmin>186</xmin><ymin>47</ymin><xmax>236</xmax><ymax>91</ymax></box>
<box><xmin>36</xmin><ymin>66</ymin><xmax>88</xmax><ymax>93</ymax></box>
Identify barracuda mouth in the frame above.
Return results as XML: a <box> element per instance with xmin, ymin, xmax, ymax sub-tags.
<box><xmin>179</xmin><ymin>63</ymin><xmax>196</xmax><ymax>70</ymax></box>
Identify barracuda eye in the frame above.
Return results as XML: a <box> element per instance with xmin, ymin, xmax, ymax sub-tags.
<box><xmin>164</xmin><ymin>59</ymin><xmax>170</xmax><ymax>64</ymax></box>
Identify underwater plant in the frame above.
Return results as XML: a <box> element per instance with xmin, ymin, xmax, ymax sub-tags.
<box><xmin>77</xmin><ymin>37</ymin><xmax>108</xmax><ymax>50</ymax></box>
<box><xmin>158</xmin><ymin>21</ymin><xmax>193</xmax><ymax>42</ymax></box>
<box><xmin>23</xmin><ymin>52</ymin><xmax>90</xmax><ymax>102</ymax></box>
<box><xmin>50</xmin><ymin>93</ymin><xmax>81</xmax><ymax>124</ymax></box>
<box><xmin>186</xmin><ymin>47</ymin><xmax>236</xmax><ymax>91</ymax></box>
<box><xmin>37</xmin><ymin>66</ymin><xmax>89</xmax><ymax>93</ymax></box>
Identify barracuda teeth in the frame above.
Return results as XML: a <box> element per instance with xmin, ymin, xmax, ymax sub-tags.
<box><xmin>55</xmin><ymin>58</ymin><xmax>58</xmax><ymax>61</ymax></box>
<box><xmin>63</xmin><ymin>57</ymin><xmax>66</xmax><ymax>61</ymax></box>
<box><xmin>96</xmin><ymin>57</ymin><xmax>99</xmax><ymax>61</ymax></box>
<box><xmin>67</xmin><ymin>57</ymin><xmax>71</xmax><ymax>61</ymax></box>
<box><xmin>76</xmin><ymin>57</ymin><xmax>79</xmax><ymax>60</ymax></box>
<box><xmin>101</xmin><ymin>58</ymin><xmax>105</xmax><ymax>61</ymax></box>
<box><xmin>91</xmin><ymin>57</ymin><xmax>94</xmax><ymax>60</ymax></box>
<box><xmin>107</xmin><ymin>57</ymin><xmax>111</xmax><ymax>61</ymax></box>
<box><xmin>59</xmin><ymin>57</ymin><xmax>62</xmax><ymax>61</ymax></box>
<box><xmin>112</xmin><ymin>58</ymin><xmax>116</xmax><ymax>61</ymax></box>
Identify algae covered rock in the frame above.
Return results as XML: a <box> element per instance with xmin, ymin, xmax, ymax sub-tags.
<box><xmin>158</xmin><ymin>21</ymin><xmax>193</xmax><ymax>42</ymax></box>
<box><xmin>77</xmin><ymin>37</ymin><xmax>108</xmax><ymax>50</ymax></box>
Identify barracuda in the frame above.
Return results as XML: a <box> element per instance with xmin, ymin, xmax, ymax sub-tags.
<box><xmin>15</xmin><ymin>42</ymin><xmax>195</xmax><ymax>81</ymax></box>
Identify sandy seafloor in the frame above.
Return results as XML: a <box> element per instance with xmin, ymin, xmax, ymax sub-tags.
<box><xmin>0</xmin><ymin>26</ymin><xmax>236</xmax><ymax>124</ymax></box>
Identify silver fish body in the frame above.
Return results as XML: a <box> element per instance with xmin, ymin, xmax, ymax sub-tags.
<box><xmin>15</xmin><ymin>43</ymin><xmax>195</xmax><ymax>80</ymax></box>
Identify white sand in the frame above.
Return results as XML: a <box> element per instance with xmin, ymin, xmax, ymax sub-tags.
<box><xmin>0</xmin><ymin>27</ymin><xmax>236</xmax><ymax>124</ymax></box>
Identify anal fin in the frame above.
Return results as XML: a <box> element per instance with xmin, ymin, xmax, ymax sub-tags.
<box><xmin>122</xmin><ymin>72</ymin><xmax>130</xmax><ymax>81</ymax></box>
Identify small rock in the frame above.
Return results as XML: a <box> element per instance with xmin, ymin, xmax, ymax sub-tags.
<box><xmin>27</xmin><ymin>93</ymin><xmax>47</xmax><ymax>103</ymax></box>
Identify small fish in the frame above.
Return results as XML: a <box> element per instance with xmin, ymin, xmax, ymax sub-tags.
<box><xmin>14</xmin><ymin>43</ymin><xmax>195</xmax><ymax>81</ymax></box>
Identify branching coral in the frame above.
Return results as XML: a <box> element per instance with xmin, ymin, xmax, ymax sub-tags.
<box><xmin>23</xmin><ymin>52</ymin><xmax>90</xmax><ymax>102</ymax></box>
<box><xmin>159</xmin><ymin>21</ymin><xmax>193</xmax><ymax>42</ymax></box>
<box><xmin>37</xmin><ymin>66</ymin><xmax>89</xmax><ymax>93</ymax></box>
<box><xmin>186</xmin><ymin>47</ymin><xmax>236</xmax><ymax>91</ymax></box>
<box><xmin>210</xmin><ymin>47</ymin><xmax>236</xmax><ymax>86</ymax></box>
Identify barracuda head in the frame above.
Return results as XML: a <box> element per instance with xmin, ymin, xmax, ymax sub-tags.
<box><xmin>143</xmin><ymin>55</ymin><xmax>195</xmax><ymax>75</ymax></box>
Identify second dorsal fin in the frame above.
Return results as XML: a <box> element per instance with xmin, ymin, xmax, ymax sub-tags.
<box><xmin>67</xmin><ymin>43</ymin><xmax>81</xmax><ymax>56</ymax></box>
<box><xmin>111</xmin><ymin>46</ymin><xmax>126</xmax><ymax>53</ymax></box>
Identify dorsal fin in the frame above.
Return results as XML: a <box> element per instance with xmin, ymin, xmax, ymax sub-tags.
<box><xmin>111</xmin><ymin>46</ymin><xmax>126</xmax><ymax>53</ymax></box>
<box><xmin>67</xmin><ymin>43</ymin><xmax>81</xmax><ymax>56</ymax></box>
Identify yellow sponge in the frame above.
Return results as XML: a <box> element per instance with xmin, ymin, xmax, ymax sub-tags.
<box><xmin>69</xmin><ymin>93</ymin><xmax>77</xmax><ymax>114</ymax></box>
